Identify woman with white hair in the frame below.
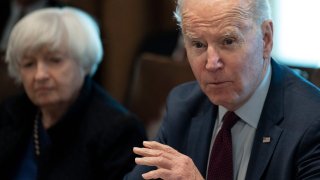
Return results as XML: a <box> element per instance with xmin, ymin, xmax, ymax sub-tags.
<box><xmin>0</xmin><ymin>7</ymin><xmax>146</xmax><ymax>179</ymax></box>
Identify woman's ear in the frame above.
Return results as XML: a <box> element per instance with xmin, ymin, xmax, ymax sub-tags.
<box><xmin>262</xmin><ymin>20</ymin><xmax>273</xmax><ymax>59</ymax></box>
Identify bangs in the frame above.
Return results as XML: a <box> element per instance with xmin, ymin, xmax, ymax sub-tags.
<box><xmin>5</xmin><ymin>7</ymin><xmax>103</xmax><ymax>82</ymax></box>
<box><xmin>11</xmin><ymin>13</ymin><xmax>67</xmax><ymax>62</ymax></box>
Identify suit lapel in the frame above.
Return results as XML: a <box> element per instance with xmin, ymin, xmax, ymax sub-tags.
<box><xmin>245</xmin><ymin>60</ymin><xmax>285</xmax><ymax>180</ymax></box>
<box><xmin>245</xmin><ymin>113</ymin><xmax>283</xmax><ymax>180</ymax></box>
<box><xmin>186</xmin><ymin>100</ymin><xmax>217</xmax><ymax>177</ymax></box>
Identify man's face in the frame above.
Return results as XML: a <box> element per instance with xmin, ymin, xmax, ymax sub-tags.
<box><xmin>181</xmin><ymin>0</ymin><xmax>273</xmax><ymax>110</ymax></box>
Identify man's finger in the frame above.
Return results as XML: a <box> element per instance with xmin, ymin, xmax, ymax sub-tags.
<box><xmin>143</xmin><ymin>141</ymin><xmax>178</xmax><ymax>154</ymax></box>
<box><xmin>133</xmin><ymin>147</ymin><xmax>161</xmax><ymax>157</ymax></box>
<box><xmin>135</xmin><ymin>142</ymin><xmax>178</xmax><ymax>160</ymax></box>
<box><xmin>135</xmin><ymin>156</ymin><xmax>172</xmax><ymax>169</ymax></box>
<box><xmin>142</xmin><ymin>168</ymin><xmax>171</xmax><ymax>180</ymax></box>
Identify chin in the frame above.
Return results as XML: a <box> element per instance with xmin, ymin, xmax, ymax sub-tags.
<box><xmin>209</xmin><ymin>95</ymin><xmax>239</xmax><ymax>109</ymax></box>
<box><xmin>34</xmin><ymin>98</ymin><xmax>58</xmax><ymax>107</ymax></box>
<box><xmin>209</xmin><ymin>97</ymin><xmax>228</xmax><ymax>106</ymax></box>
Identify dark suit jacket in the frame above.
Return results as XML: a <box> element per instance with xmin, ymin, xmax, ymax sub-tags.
<box><xmin>0</xmin><ymin>77</ymin><xmax>146</xmax><ymax>180</ymax></box>
<box><xmin>125</xmin><ymin>60</ymin><xmax>320</xmax><ymax>179</ymax></box>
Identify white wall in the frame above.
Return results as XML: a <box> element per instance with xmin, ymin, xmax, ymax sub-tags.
<box><xmin>269</xmin><ymin>0</ymin><xmax>320</xmax><ymax>68</ymax></box>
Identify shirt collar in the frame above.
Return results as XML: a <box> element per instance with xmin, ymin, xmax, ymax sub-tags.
<box><xmin>219</xmin><ymin>62</ymin><xmax>272</xmax><ymax>128</ymax></box>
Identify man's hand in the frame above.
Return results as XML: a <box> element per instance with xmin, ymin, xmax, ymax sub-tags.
<box><xmin>133</xmin><ymin>141</ymin><xmax>204</xmax><ymax>180</ymax></box>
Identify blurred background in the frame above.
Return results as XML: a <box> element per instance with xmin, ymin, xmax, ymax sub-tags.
<box><xmin>57</xmin><ymin>0</ymin><xmax>320</xmax><ymax>102</ymax></box>
<box><xmin>60</xmin><ymin>0</ymin><xmax>180</xmax><ymax>102</ymax></box>
<box><xmin>0</xmin><ymin>0</ymin><xmax>319</xmax><ymax>138</ymax></box>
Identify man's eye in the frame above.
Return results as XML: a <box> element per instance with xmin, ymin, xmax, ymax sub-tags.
<box><xmin>223</xmin><ymin>38</ymin><xmax>235</xmax><ymax>46</ymax></box>
<box><xmin>192</xmin><ymin>41</ymin><xmax>206</xmax><ymax>48</ymax></box>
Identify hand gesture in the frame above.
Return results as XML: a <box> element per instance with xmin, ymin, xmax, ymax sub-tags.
<box><xmin>134</xmin><ymin>141</ymin><xmax>204</xmax><ymax>180</ymax></box>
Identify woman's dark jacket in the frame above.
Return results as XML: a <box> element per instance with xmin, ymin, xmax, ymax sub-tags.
<box><xmin>0</xmin><ymin>77</ymin><xmax>146</xmax><ymax>179</ymax></box>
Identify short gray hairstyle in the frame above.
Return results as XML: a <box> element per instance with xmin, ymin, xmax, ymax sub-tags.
<box><xmin>5</xmin><ymin>7</ymin><xmax>103</xmax><ymax>82</ymax></box>
<box><xmin>174</xmin><ymin>0</ymin><xmax>272</xmax><ymax>28</ymax></box>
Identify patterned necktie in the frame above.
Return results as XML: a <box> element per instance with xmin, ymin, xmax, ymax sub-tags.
<box><xmin>207</xmin><ymin>111</ymin><xmax>240</xmax><ymax>180</ymax></box>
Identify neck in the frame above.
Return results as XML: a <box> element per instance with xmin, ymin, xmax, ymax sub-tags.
<box><xmin>40</xmin><ymin>104</ymin><xmax>68</xmax><ymax>129</ymax></box>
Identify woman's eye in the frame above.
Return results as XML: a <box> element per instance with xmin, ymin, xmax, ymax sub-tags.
<box><xmin>20</xmin><ymin>59</ymin><xmax>35</xmax><ymax>68</ymax></box>
<box><xmin>48</xmin><ymin>56</ymin><xmax>62</xmax><ymax>63</ymax></box>
<box><xmin>22</xmin><ymin>62</ymin><xmax>34</xmax><ymax>68</ymax></box>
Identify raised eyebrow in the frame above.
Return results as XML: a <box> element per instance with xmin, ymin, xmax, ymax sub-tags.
<box><xmin>219</xmin><ymin>27</ymin><xmax>238</xmax><ymax>35</ymax></box>
<box><xmin>218</xmin><ymin>31</ymin><xmax>243</xmax><ymax>42</ymax></box>
<box><xmin>183</xmin><ymin>30</ymin><xmax>201</xmax><ymax>40</ymax></box>
<box><xmin>222</xmin><ymin>25</ymin><xmax>247</xmax><ymax>36</ymax></box>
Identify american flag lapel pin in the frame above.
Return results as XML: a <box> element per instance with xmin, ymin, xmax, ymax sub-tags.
<box><xmin>263</xmin><ymin>136</ymin><xmax>271</xmax><ymax>143</ymax></box>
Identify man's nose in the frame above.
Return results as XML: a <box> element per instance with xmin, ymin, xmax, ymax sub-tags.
<box><xmin>205</xmin><ymin>46</ymin><xmax>223</xmax><ymax>71</ymax></box>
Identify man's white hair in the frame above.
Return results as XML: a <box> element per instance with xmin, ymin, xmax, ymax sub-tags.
<box><xmin>174</xmin><ymin>0</ymin><xmax>272</xmax><ymax>28</ymax></box>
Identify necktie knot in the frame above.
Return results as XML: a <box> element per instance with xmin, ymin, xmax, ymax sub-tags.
<box><xmin>222</xmin><ymin>111</ymin><xmax>239</xmax><ymax>130</ymax></box>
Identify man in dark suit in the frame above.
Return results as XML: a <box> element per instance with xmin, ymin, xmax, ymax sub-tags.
<box><xmin>125</xmin><ymin>0</ymin><xmax>320</xmax><ymax>179</ymax></box>
<box><xmin>0</xmin><ymin>0</ymin><xmax>64</xmax><ymax>103</ymax></box>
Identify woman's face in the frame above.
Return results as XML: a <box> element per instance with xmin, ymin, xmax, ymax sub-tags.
<box><xmin>19</xmin><ymin>46</ymin><xmax>85</xmax><ymax>109</ymax></box>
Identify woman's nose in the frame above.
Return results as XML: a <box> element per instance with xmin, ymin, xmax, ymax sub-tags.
<box><xmin>35</xmin><ymin>62</ymin><xmax>49</xmax><ymax>80</ymax></box>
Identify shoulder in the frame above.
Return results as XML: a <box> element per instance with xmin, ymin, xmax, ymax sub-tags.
<box><xmin>169</xmin><ymin>81</ymin><xmax>202</xmax><ymax>99</ymax></box>
<box><xmin>281</xmin><ymin>64</ymin><xmax>320</xmax><ymax>117</ymax></box>
<box><xmin>0</xmin><ymin>94</ymin><xmax>36</xmax><ymax>125</ymax></box>
<box><xmin>271</xmin><ymin>60</ymin><xmax>320</xmax><ymax>110</ymax></box>
<box><xmin>160</xmin><ymin>81</ymin><xmax>213</xmax><ymax>133</ymax></box>
<box><xmin>83</xmin><ymin>81</ymin><xmax>146</xmax><ymax>138</ymax></box>
<box><xmin>89</xmin><ymin>81</ymin><xmax>129</xmax><ymax>116</ymax></box>
<box><xmin>168</xmin><ymin>81</ymin><xmax>205</xmax><ymax>105</ymax></box>
<box><xmin>167</xmin><ymin>81</ymin><xmax>210</xmax><ymax>114</ymax></box>
<box><xmin>271</xmin><ymin>61</ymin><xmax>320</xmax><ymax>131</ymax></box>
<box><xmin>74</xmin><ymin>77</ymin><xmax>144</xmax><ymax>131</ymax></box>
<box><xmin>272</xmin><ymin>60</ymin><xmax>319</xmax><ymax>97</ymax></box>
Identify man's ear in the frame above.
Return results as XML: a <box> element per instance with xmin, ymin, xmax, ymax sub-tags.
<box><xmin>262</xmin><ymin>20</ymin><xmax>273</xmax><ymax>59</ymax></box>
